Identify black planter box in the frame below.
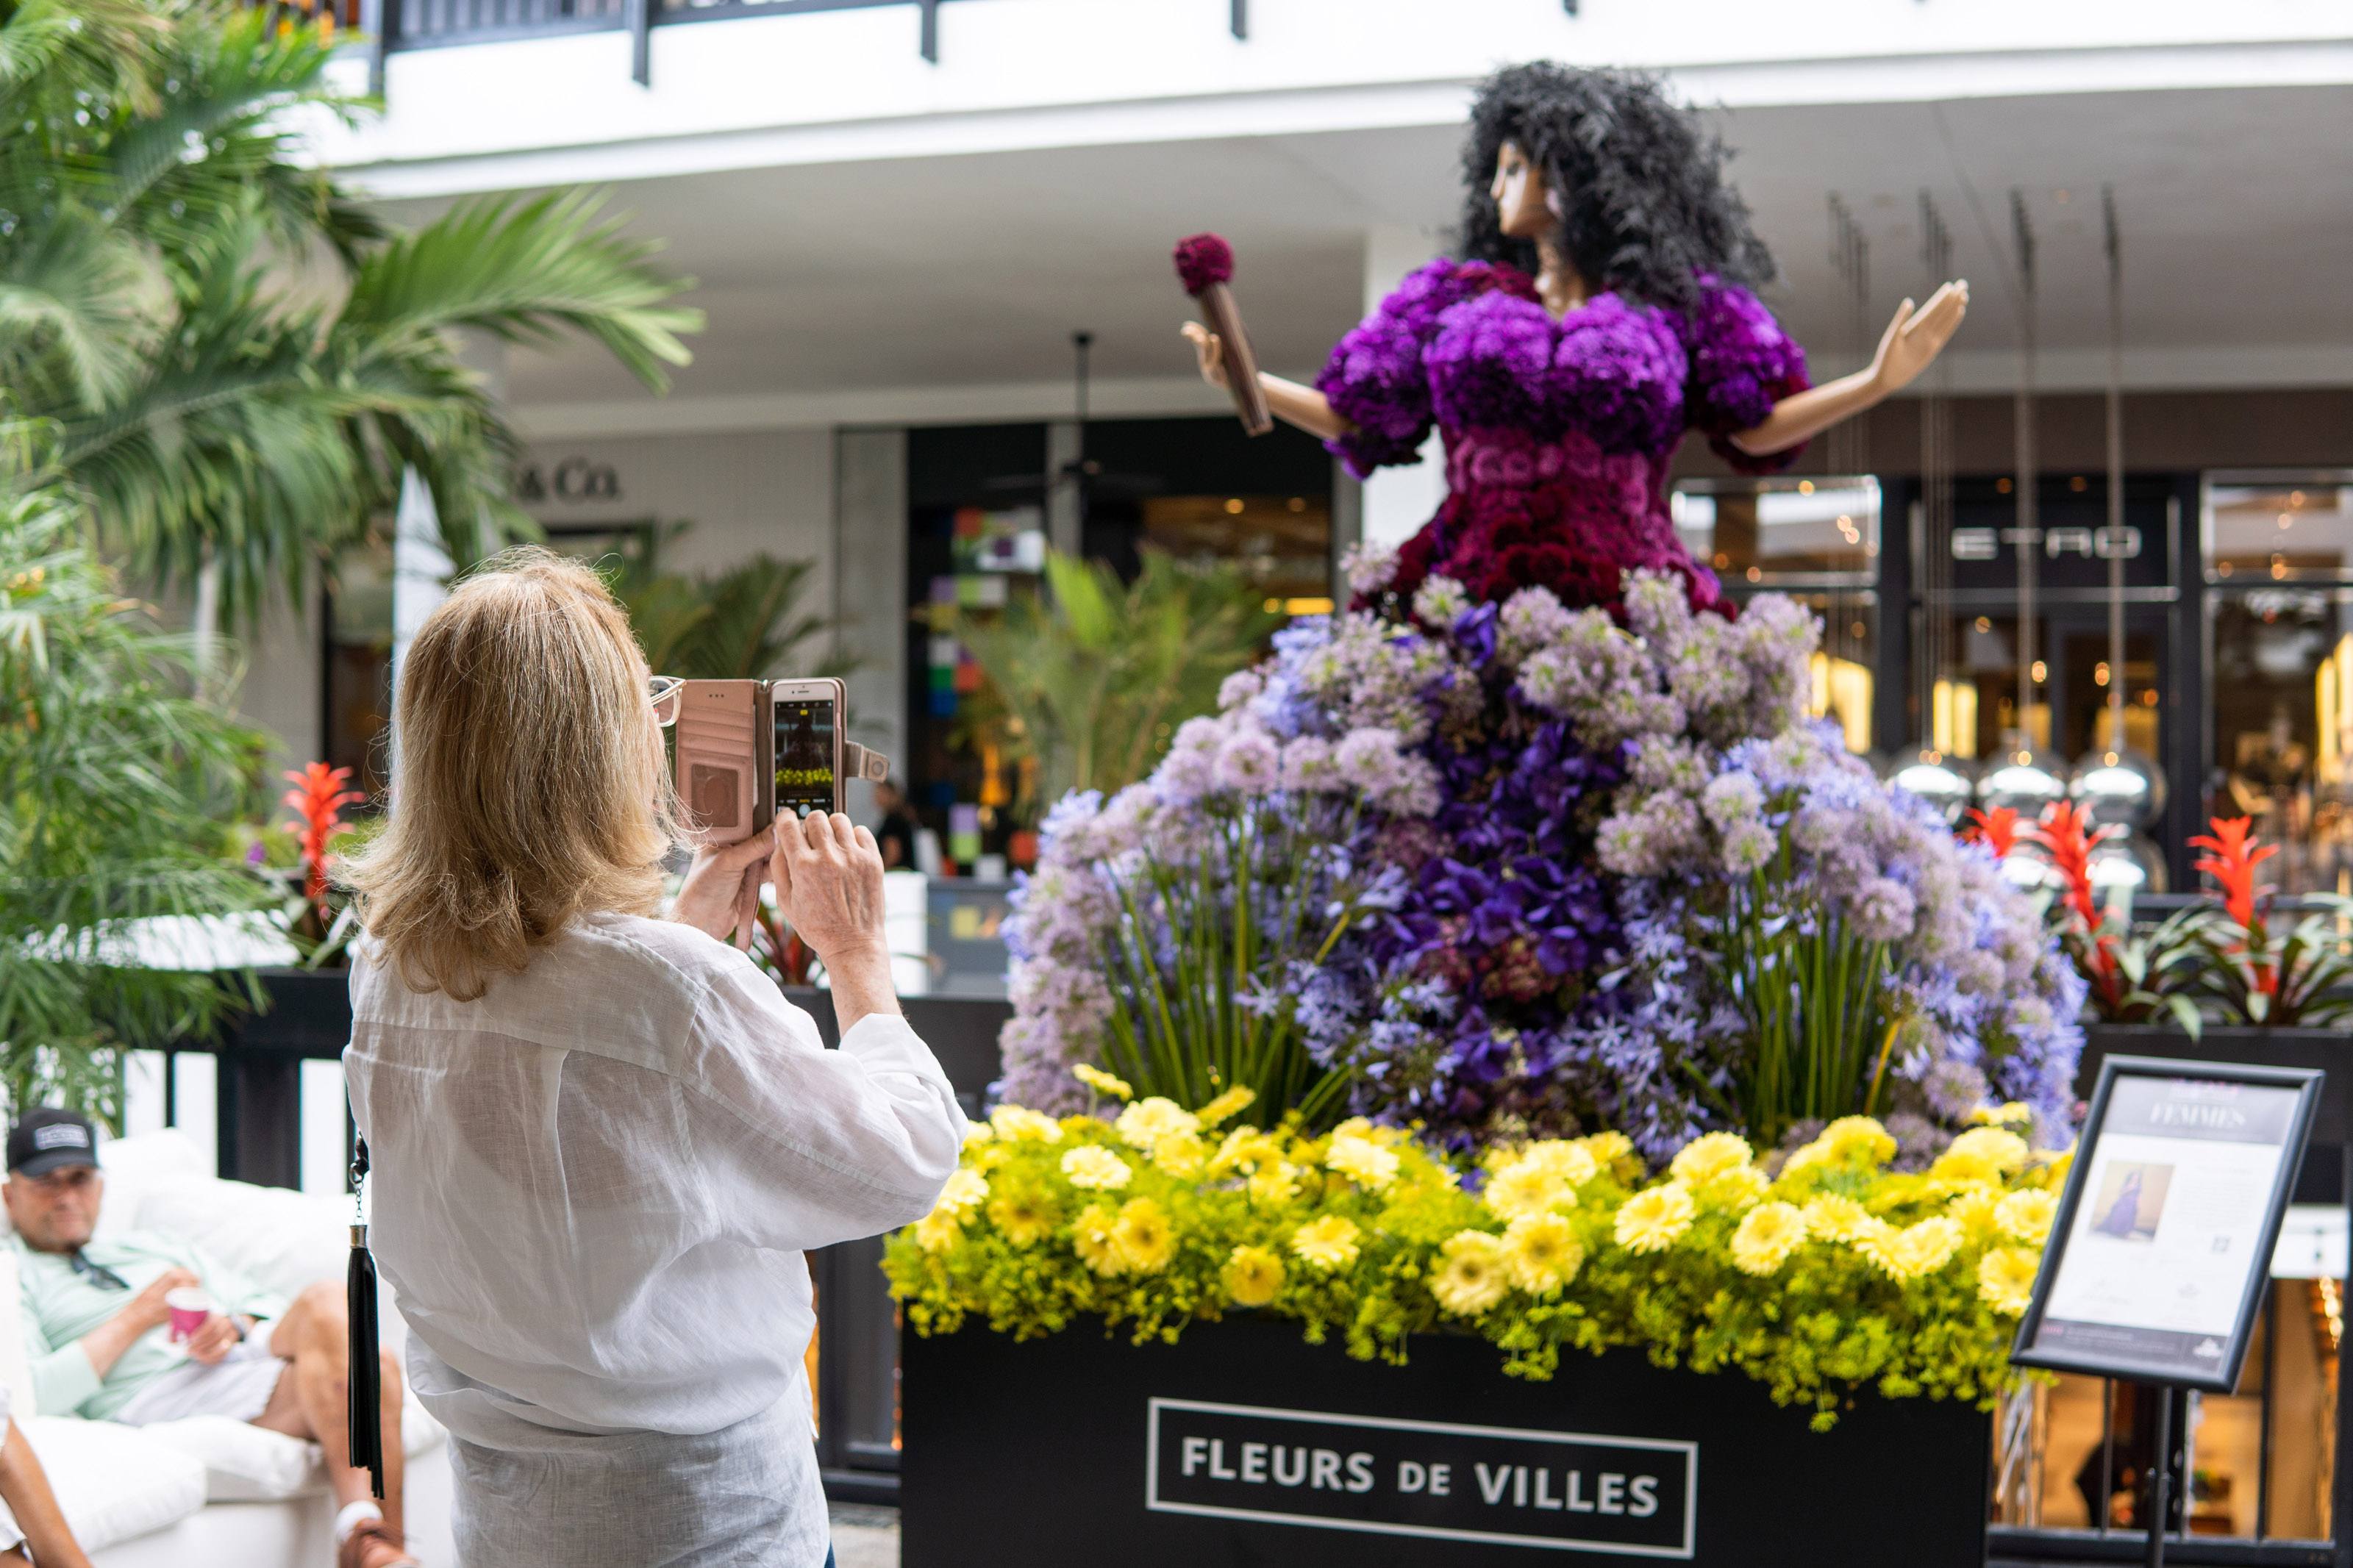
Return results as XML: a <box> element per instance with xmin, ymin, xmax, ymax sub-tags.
<box><xmin>903</xmin><ymin>1319</ymin><xmax>1990</xmax><ymax>1567</ymax></box>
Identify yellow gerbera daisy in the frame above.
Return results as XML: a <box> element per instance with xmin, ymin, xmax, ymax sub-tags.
<box><xmin>1326</xmin><ymin>1134</ymin><xmax>1402</xmax><ymax>1191</ymax></box>
<box><xmin>1290</xmin><ymin>1214</ymin><xmax>1362</xmax><ymax>1271</ymax></box>
<box><xmin>961</xmin><ymin>1122</ymin><xmax>995</xmax><ymax>1147</ymax></box>
<box><xmin>1945</xmin><ymin>1183</ymin><xmax>2003</xmax><ymax>1238</ymax></box>
<box><xmin>1518</xmin><ymin>1139</ymin><xmax>1600</xmax><ymax>1190</ymax></box>
<box><xmin>1196</xmin><ymin>1086</ymin><xmax>1257</xmax><ymax>1128</ymax></box>
<box><xmin>1502</xmin><ymin>1213</ymin><xmax>1584</xmax><ymax>1295</ymax></box>
<box><xmin>1060</xmin><ymin>1144</ymin><xmax>1133</xmax><ymax>1190</ymax></box>
<box><xmin>1151</xmin><ymin>1131</ymin><xmax>1207</xmax><ymax>1178</ymax></box>
<box><xmin>1247</xmin><ymin>1159</ymin><xmax>1299</xmax><ymax>1207</ymax></box>
<box><xmin>1699</xmin><ymin>1165</ymin><xmax>1771</xmax><ymax>1212</ymax></box>
<box><xmin>914</xmin><ymin>1210</ymin><xmax>961</xmax><ymax>1253</ymax></box>
<box><xmin>935</xmin><ymin>1168</ymin><xmax>988</xmax><ymax>1219</ymax></box>
<box><xmin>989</xmin><ymin>1105</ymin><xmax>1063</xmax><ymax>1144</ymax></box>
<box><xmin>1801</xmin><ymin>1193</ymin><xmax>1874</xmax><ymax>1243</ymax></box>
<box><xmin>1431</xmin><ymin>1231</ymin><xmax>1510</xmax><ymax>1316</ymax></box>
<box><xmin>1613</xmin><ymin>1181</ymin><xmax>1696</xmax><ymax>1254</ymax></box>
<box><xmin>984</xmin><ymin>1186</ymin><xmax>1058</xmax><ymax>1247</ymax></box>
<box><xmin>1071</xmin><ymin>1063</ymin><xmax>1134</xmax><ymax>1102</ymax></box>
<box><xmin>1111</xmin><ymin>1198</ymin><xmax>1177</xmax><ymax>1274</ymax></box>
<box><xmin>1977</xmin><ymin>1245</ymin><xmax>2042</xmax><ymax>1315</ymax></box>
<box><xmin>1855</xmin><ymin>1216</ymin><xmax>1964</xmax><ymax>1281</ymax></box>
<box><xmin>1818</xmin><ymin>1115</ymin><xmax>1898</xmax><ymax>1166</ymax></box>
<box><xmin>1995</xmin><ymin>1189</ymin><xmax>2058</xmax><ymax>1246</ymax></box>
<box><xmin>1223</xmin><ymin>1245</ymin><xmax>1285</xmax><ymax>1307</ymax></box>
<box><xmin>1481</xmin><ymin>1159</ymin><xmax>1571</xmax><ymax>1221</ymax></box>
<box><xmin>1729</xmin><ymin>1201</ymin><xmax>1807</xmax><ymax>1276</ymax></box>
<box><xmin>1668</xmin><ymin>1131</ymin><xmax>1753</xmax><ymax>1187</ymax></box>
<box><xmin>1933</xmin><ymin>1127</ymin><xmax>2029</xmax><ymax>1182</ymax></box>
<box><xmin>1071</xmin><ymin>1203</ymin><xmax>1124</xmax><ymax>1275</ymax></box>
<box><xmin>1114</xmin><ymin>1097</ymin><xmax>1201</xmax><ymax>1150</ymax></box>
<box><xmin>1576</xmin><ymin>1131</ymin><xmax>1635</xmax><ymax>1175</ymax></box>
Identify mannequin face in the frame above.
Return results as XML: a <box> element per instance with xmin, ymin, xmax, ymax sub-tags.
<box><xmin>1490</xmin><ymin>140</ymin><xmax>1554</xmax><ymax>241</ymax></box>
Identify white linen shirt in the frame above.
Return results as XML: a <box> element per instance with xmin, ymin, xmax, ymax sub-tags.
<box><xmin>343</xmin><ymin>910</ymin><xmax>964</xmax><ymax>1446</ymax></box>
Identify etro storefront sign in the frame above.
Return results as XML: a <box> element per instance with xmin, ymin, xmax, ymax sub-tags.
<box><xmin>903</xmin><ymin>1319</ymin><xmax>1988</xmax><ymax>1568</ymax></box>
<box><xmin>1148</xmin><ymin>1398</ymin><xmax>1695</xmax><ymax>1556</ymax></box>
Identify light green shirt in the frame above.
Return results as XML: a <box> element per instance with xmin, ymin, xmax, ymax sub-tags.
<box><xmin>13</xmin><ymin>1233</ymin><xmax>287</xmax><ymax>1421</ymax></box>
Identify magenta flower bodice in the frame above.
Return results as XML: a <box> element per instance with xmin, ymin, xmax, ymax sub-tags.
<box><xmin>1318</xmin><ymin>258</ymin><xmax>1810</xmax><ymax>613</ymax></box>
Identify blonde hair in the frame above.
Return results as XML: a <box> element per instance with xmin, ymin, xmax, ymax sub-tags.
<box><xmin>343</xmin><ymin>548</ymin><xmax>677</xmax><ymax>1000</ymax></box>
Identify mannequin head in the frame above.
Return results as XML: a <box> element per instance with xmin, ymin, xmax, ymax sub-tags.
<box><xmin>1460</xmin><ymin>63</ymin><xmax>1777</xmax><ymax>309</ymax></box>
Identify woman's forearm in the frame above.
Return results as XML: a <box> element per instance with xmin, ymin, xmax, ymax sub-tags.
<box><xmin>1726</xmin><ymin>365</ymin><xmax>1885</xmax><ymax>459</ymax></box>
<box><xmin>1258</xmin><ymin>373</ymin><xmax>1353</xmax><ymax>443</ymax></box>
<box><xmin>824</xmin><ymin>941</ymin><xmax>901</xmax><ymax>1038</ymax></box>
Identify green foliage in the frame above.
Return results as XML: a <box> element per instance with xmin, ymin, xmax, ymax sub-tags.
<box><xmin>0</xmin><ymin>484</ymin><xmax>274</xmax><ymax>1123</ymax></box>
<box><xmin>935</xmin><ymin>548</ymin><xmax>1279</xmax><ymax>813</ymax></box>
<box><xmin>886</xmin><ymin>1103</ymin><xmax>2056</xmax><ymax>1426</ymax></box>
<box><xmin>603</xmin><ymin>527</ymin><xmax>841</xmax><ymax>681</ymax></box>
<box><xmin>0</xmin><ymin>0</ymin><xmax>701</xmax><ymax>625</ymax></box>
<box><xmin>2184</xmin><ymin>895</ymin><xmax>2353</xmax><ymax>1029</ymax></box>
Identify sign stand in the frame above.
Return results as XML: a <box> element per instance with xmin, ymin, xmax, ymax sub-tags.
<box><xmin>2012</xmin><ymin>1055</ymin><xmax>2324</xmax><ymax>1566</ymax></box>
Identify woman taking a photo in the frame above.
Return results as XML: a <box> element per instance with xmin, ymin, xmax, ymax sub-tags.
<box><xmin>343</xmin><ymin>551</ymin><xmax>963</xmax><ymax>1567</ymax></box>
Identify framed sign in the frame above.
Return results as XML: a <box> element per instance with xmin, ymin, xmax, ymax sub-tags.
<box><xmin>2012</xmin><ymin>1056</ymin><xmax>2321</xmax><ymax>1392</ymax></box>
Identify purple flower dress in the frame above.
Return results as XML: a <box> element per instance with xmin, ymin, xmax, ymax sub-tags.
<box><xmin>1318</xmin><ymin>258</ymin><xmax>1810</xmax><ymax>617</ymax></box>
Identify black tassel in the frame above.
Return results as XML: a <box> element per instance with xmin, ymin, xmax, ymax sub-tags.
<box><xmin>348</xmin><ymin>1139</ymin><xmax>386</xmax><ymax>1500</ymax></box>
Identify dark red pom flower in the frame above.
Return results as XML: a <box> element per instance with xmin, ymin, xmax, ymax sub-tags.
<box><xmin>1172</xmin><ymin>233</ymin><xmax>1235</xmax><ymax>295</ymax></box>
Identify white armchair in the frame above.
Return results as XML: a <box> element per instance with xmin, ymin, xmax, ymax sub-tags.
<box><xmin>0</xmin><ymin>1131</ymin><xmax>451</xmax><ymax>1565</ymax></box>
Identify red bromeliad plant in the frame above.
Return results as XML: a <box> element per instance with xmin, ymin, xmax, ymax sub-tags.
<box><xmin>1963</xmin><ymin>805</ymin><xmax>2022</xmax><ymax>859</ymax></box>
<box><xmin>2186</xmin><ymin>816</ymin><xmax>2353</xmax><ymax>1028</ymax></box>
<box><xmin>280</xmin><ymin>762</ymin><xmax>365</xmax><ymax>948</ymax></box>
<box><xmin>2029</xmin><ymin>801</ymin><xmax>2203</xmax><ymax>1031</ymax></box>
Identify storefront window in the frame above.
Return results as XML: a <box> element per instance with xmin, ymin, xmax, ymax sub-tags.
<box><xmin>2207</xmin><ymin>473</ymin><xmax>2353</xmax><ymax>583</ymax></box>
<box><xmin>2207</xmin><ymin>588</ymin><xmax>2353</xmax><ymax>894</ymax></box>
<box><xmin>324</xmin><ymin>543</ymin><xmax>393</xmax><ymax>802</ymax></box>
<box><xmin>1996</xmin><ymin>1259</ymin><xmax>2342</xmax><ymax>1541</ymax></box>
<box><xmin>1674</xmin><ymin>476</ymin><xmax>1878</xmax><ymax>751</ymax></box>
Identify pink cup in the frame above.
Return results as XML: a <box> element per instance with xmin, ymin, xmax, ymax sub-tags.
<box><xmin>165</xmin><ymin>1286</ymin><xmax>213</xmax><ymax>1343</ymax></box>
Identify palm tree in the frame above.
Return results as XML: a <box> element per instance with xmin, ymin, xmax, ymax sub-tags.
<box><xmin>0</xmin><ymin>476</ymin><xmax>276</xmax><ymax>1122</ymax></box>
<box><xmin>604</xmin><ymin>526</ymin><xmax>843</xmax><ymax>681</ymax></box>
<box><xmin>0</xmin><ymin>0</ymin><xmax>703</xmax><ymax>638</ymax></box>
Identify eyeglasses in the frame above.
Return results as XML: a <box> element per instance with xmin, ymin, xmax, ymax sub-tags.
<box><xmin>650</xmin><ymin>675</ymin><xmax>683</xmax><ymax>728</ymax></box>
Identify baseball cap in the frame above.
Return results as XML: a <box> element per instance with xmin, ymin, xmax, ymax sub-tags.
<box><xmin>7</xmin><ymin>1109</ymin><xmax>100</xmax><ymax>1178</ymax></box>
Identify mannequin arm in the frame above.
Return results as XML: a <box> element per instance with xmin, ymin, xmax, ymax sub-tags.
<box><xmin>1181</xmin><ymin>323</ymin><xmax>1353</xmax><ymax>443</ymax></box>
<box><xmin>1727</xmin><ymin>280</ymin><xmax>1968</xmax><ymax>459</ymax></box>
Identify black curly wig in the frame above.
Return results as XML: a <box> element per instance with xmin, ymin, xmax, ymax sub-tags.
<box><xmin>1460</xmin><ymin>63</ymin><xmax>1777</xmax><ymax>312</ymax></box>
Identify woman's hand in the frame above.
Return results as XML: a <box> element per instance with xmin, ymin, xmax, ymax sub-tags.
<box><xmin>1869</xmin><ymin>279</ymin><xmax>1968</xmax><ymax>395</ymax></box>
<box><xmin>1181</xmin><ymin>321</ymin><xmax>1229</xmax><ymax>389</ymax></box>
<box><xmin>773</xmin><ymin>811</ymin><xmax>899</xmax><ymax>1027</ymax></box>
<box><xmin>671</xmin><ymin>829</ymin><xmax>776</xmax><ymax>944</ymax></box>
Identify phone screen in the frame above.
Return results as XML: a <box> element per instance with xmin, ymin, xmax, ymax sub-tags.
<box><xmin>773</xmin><ymin>696</ymin><xmax>838</xmax><ymax>818</ymax></box>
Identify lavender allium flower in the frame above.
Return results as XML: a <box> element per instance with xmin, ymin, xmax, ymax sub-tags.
<box><xmin>1343</xmin><ymin>543</ymin><xmax>1399</xmax><ymax>597</ymax></box>
<box><xmin>1412</xmin><ymin>575</ymin><xmax>1470</xmax><ymax>629</ymax></box>
<box><xmin>1213</xmin><ymin>729</ymin><xmax>1280</xmax><ymax>794</ymax></box>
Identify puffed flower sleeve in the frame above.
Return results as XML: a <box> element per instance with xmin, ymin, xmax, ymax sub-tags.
<box><xmin>683</xmin><ymin>953</ymin><xmax>965</xmax><ymax>1253</ymax></box>
<box><xmin>1315</xmin><ymin>257</ymin><xmax>1472</xmax><ymax>479</ymax></box>
<box><xmin>1682</xmin><ymin>279</ymin><xmax>1812</xmax><ymax>475</ymax></box>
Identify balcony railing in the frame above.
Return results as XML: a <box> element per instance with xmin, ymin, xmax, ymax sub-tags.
<box><xmin>242</xmin><ymin>0</ymin><xmax>1582</xmax><ymax>92</ymax></box>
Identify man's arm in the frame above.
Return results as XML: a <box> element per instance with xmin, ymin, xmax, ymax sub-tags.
<box><xmin>71</xmin><ymin>1267</ymin><xmax>194</xmax><ymax>1381</ymax></box>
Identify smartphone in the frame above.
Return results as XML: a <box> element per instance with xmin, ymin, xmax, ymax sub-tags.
<box><xmin>769</xmin><ymin>677</ymin><xmax>846</xmax><ymax>820</ymax></box>
<box><xmin>672</xmin><ymin>679</ymin><xmax>768</xmax><ymax>844</ymax></box>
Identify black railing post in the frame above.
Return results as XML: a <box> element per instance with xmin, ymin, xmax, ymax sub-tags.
<box><xmin>918</xmin><ymin>0</ymin><xmax>938</xmax><ymax>62</ymax></box>
<box><xmin>625</xmin><ymin>0</ymin><xmax>650</xmax><ymax>85</ymax></box>
<box><xmin>1229</xmin><ymin>0</ymin><xmax>1245</xmax><ymax>39</ymax></box>
<box><xmin>365</xmin><ymin>0</ymin><xmax>398</xmax><ymax>96</ymax></box>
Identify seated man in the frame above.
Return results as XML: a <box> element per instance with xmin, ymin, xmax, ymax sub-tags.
<box><xmin>4</xmin><ymin>1110</ymin><xmax>415</xmax><ymax>1568</ymax></box>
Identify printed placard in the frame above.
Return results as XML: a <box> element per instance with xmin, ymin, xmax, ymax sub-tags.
<box><xmin>2014</xmin><ymin>1057</ymin><xmax>2321</xmax><ymax>1392</ymax></box>
<box><xmin>1146</xmin><ymin>1398</ymin><xmax>1697</xmax><ymax>1556</ymax></box>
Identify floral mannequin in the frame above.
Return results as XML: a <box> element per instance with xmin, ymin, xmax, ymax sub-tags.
<box><xmin>1185</xmin><ymin>62</ymin><xmax>1967</xmax><ymax>615</ymax></box>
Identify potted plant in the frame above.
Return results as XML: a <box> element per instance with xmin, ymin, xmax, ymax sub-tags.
<box><xmin>886</xmin><ymin>563</ymin><xmax>2087</xmax><ymax>1564</ymax></box>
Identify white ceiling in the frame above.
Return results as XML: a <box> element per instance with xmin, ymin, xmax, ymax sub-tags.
<box><xmin>380</xmin><ymin>81</ymin><xmax>2353</xmax><ymax>424</ymax></box>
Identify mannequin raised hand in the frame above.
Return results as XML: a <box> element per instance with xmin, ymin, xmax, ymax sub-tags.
<box><xmin>1868</xmin><ymin>280</ymin><xmax>1969</xmax><ymax>395</ymax></box>
<box><xmin>1727</xmin><ymin>277</ymin><xmax>1969</xmax><ymax>459</ymax></box>
<box><xmin>1176</xmin><ymin>321</ymin><xmax>1352</xmax><ymax>443</ymax></box>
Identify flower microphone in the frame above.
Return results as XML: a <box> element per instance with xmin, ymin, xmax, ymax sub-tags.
<box><xmin>1173</xmin><ymin>232</ymin><xmax>1273</xmax><ymax>437</ymax></box>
